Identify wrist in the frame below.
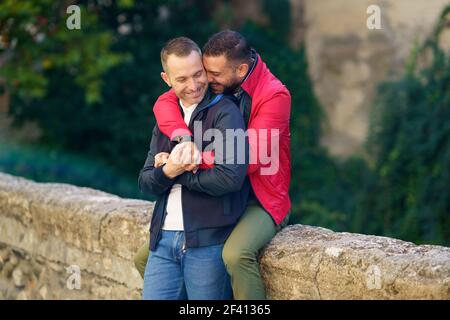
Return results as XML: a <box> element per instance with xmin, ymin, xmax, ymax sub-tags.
<box><xmin>173</xmin><ymin>135</ymin><xmax>192</xmax><ymax>144</ymax></box>
<box><xmin>162</xmin><ymin>163</ymin><xmax>177</xmax><ymax>179</ymax></box>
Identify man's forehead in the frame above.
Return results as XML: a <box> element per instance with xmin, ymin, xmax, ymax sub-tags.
<box><xmin>166</xmin><ymin>52</ymin><xmax>203</xmax><ymax>75</ymax></box>
<box><xmin>202</xmin><ymin>54</ymin><xmax>229</xmax><ymax>71</ymax></box>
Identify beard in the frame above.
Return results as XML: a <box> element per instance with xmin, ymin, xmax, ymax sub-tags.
<box><xmin>210</xmin><ymin>77</ymin><xmax>241</xmax><ymax>95</ymax></box>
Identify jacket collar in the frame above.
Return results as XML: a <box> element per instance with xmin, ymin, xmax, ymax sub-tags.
<box><xmin>186</xmin><ymin>89</ymin><xmax>225</xmax><ymax>126</ymax></box>
<box><xmin>241</xmin><ymin>49</ymin><xmax>264</xmax><ymax>98</ymax></box>
<box><xmin>195</xmin><ymin>88</ymin><xmax>215</xmax><ymax>112</ymax></box>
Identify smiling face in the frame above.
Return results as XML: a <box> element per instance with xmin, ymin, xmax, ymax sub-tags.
<box><xmin>203</xmin><ymin>54</ymin><xmax>249</xmax><ymax>94</ymax></box>
<box><xmin>161</xmin><ymin>50</ymin><xmax>208</xmax><ymax>106</ymax></box>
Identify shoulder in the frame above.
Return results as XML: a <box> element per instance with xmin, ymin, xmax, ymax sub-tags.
<box><xmin>208</xmin><ymin>95</ymin><xmax>244</xmax><ymax>127</ymax></box>
<box><xmin>213</xmin><ymin>95</ymin><xmax>241</xmax><ymax>117</ymax></box>
<box><xmin>215</xmin><ymin>94</ymin><xmax>238</xmax><ymax>110</ymax></box>
<box><xmin>255</xmin><ymin>80</ymin><xmax>291</xmax><ymax>109</ymax></box>
<box><xmin>249</xmin><ymin>58</ymin><xmax>290</xmax><ymax>100</ymax></box>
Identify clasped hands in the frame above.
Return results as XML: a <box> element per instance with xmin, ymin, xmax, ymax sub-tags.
<box><xmin>155</xmin><ymin>142</ymin><xmax>201</xmax><ymax>179</ymax></box>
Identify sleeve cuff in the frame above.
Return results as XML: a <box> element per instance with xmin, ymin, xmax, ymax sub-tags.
<box><xmin>154</xmin><ymin>165</ymin><xmax>176</xmax><ymax>187</ymax></box>
<box><xmin>175</xmin><ymin>172</ymin><xmax>190</xmax><ymax>186</ymax></box>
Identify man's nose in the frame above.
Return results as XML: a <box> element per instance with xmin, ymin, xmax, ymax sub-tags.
<box><xmin>187</xmin><ymin>78</ymin><xmax>197</xmax><ymax>91</ymax></box>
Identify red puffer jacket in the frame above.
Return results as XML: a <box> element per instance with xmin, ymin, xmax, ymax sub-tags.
<box><xmin>153</xmin><ymin>54</ymin><xmax>291</xmax><ymax>225</ymax></box>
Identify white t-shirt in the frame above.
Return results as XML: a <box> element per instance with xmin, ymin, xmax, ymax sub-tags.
<box><xmin>162</xmin><ymin>100</ymin><xmax>197</xmax><ymax>230</ymax></box>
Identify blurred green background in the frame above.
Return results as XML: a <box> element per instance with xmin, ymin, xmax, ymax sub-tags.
<box><xmin>0</xmin><ymin>0</ymin><xmax>449</xmax><ymax>246</ymax></box>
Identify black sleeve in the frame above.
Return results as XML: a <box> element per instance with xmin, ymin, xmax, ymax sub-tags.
<box><xmin>138</xmin><ymin>126</ymin><xmax>175</xmax><ymax>196</ymax></box>
<box><xmin>176</xmin><ymin>100</ymin><xmax>249</xmax><ymax>196</ymax></box>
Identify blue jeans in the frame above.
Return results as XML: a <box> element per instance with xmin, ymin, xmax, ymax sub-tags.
<box><xmin>142</xmin><ymin>230</ymin><xmax>233</xmax><ymax>300</ymax></box>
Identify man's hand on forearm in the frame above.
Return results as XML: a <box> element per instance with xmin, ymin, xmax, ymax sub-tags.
<box><xmin>162</xmin><ymin>143</ymin><xmax>200</xmax><ymax>178</ymax></box>
<box><xmin>178</xmin><ymin>141</ymin><xmax>200</xmax><ymax>173</ymax></box>
<box><xmin>154</xmin><ymin>152</ymin><xmax>170</xmax><ymax>168</ymax></box>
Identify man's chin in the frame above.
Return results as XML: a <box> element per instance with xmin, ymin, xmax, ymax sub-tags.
<box><xmin>190</xmin><ymin>95</ymin><xmax>205</xmax><ymax>105</ymax></box>
<box><xmin>184</xmin><ymin>92</ymin><xmax>206</xmax><ymax>105</ymax></box>
<box><xmin>193</xmin><ymin>97</ymin><xmax>203</xmax><ymax>104</ymax></box>
<box><xmin>210</xmin><ymin>86</ymin><xmax>224</xmax><ymax>94</ymax></box>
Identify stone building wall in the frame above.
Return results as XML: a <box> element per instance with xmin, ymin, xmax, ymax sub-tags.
<box><xmin>0</xmin><ymin>172</ymin><xmax>449</xmax><ymax>299</ymax></box>
<box><xmin>297</xmin><ymin>0</ymin><xmax>450</xmax><ymax>157</ymax></box>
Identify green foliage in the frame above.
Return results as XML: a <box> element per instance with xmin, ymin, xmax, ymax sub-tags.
<box><xmin>0</xmin><ymin>0</ymin><xmax>126</xmax><ymax>103</ymax></box>
<box><xmin>360</xmin><ymin>8</ymin><xmax>450</xmax><ymax>245</ymax></box>
<box><xmin>8</xmin><ymin>0</ymin><xmax>218</xmax><ymax>180</ymax></box>
<box><xmin>262</xmin><ymin>0</ymin><xmax>291</xmax><ymax>42</ymax></box>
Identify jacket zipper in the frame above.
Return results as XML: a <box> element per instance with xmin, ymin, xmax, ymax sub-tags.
<box><xmin>181</xmin><ymin>104</ymin><xmax>205</xmax><ymax>253</ymax></box>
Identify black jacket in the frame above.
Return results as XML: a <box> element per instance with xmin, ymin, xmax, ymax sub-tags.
<box><xmin>138</xmin><ymin>90</ymin><xmax>250</xmax><ymax>251</ymax></box>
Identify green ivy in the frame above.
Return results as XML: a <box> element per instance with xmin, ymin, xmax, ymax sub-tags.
<box><xmin>361</xmin><ymin>6</ymin><xmax>450</xmax><ymax>245</ymax></box>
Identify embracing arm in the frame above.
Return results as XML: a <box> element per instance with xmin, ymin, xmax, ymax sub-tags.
<box><xmin>153</xmin><ymin>89</ymin><xmax>214</xmax><ymax>169</ymax></box>
<box><xmin>176</xmin><ymin>102</ymin><xmax>249</xmax><ymax>196</ymax></box>
<box><xmin>153</xmin><ymin>90</ymin><xmax>191</xmax><ymax>140</ymax></box>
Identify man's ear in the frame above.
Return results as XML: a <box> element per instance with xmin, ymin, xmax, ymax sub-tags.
<box><xmin>236</xmin><ymin>63</ymin><xmax>249</xmax><ymax>78</ymax></box>
<box><xmin>161</xmin><ymin>72</ymin><xmax>171</xmax><ymax>87</ymax></box>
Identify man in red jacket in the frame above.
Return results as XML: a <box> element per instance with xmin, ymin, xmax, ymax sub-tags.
<box><xmin>135</xmin><ymin>30</ymin><xmax>291</xmax><ymax>300</ymax></box>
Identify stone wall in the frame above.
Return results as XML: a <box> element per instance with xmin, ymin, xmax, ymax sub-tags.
<box><xmin>0</xmin><ymin>173</ymin><xmax>151</xmax><ymax>299</ymax></box>
<box><xmin>0</xmin><ymin>172</ymin><xmax>449</xmax><ymax>299</ymax></box>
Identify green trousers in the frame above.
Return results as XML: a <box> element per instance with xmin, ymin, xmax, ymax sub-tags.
<box><xmin>133</xmin><ymin>204</ymin><xmax>290</xmax><ymax>300</ymax></box>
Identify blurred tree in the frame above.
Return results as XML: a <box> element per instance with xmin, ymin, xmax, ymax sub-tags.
<box><xmin>6</xmin><ymin>0</ymin><xmax>218</xmax><ymax>185</ymax></box>
<box><xmin>0</xmin><ymin>0</ymin><xmax>126</xmax><ymax>104</ymax></box>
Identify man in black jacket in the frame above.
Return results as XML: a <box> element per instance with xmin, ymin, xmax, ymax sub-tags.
<box><xmin>138</xmin><ymin>37</ymin><xmax>249</xmax><ymax>300</ymax></box>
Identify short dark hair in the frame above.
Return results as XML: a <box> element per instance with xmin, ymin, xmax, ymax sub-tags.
<box><xmin>160</xmin><ymin>37</ymin><xmax>201</xmax><ymax>72</ymax></box>
<box><xmin>202</xmin><ymin>30</ymin><xmax>252</xmax><ymax>66</ymax></box>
